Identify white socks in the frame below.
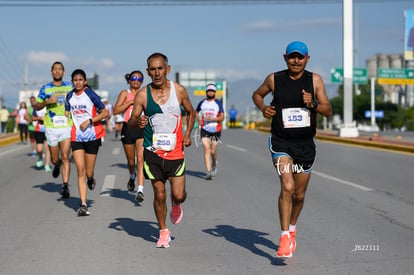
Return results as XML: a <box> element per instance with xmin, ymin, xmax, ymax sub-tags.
<box><xmin>138</xmin><ymin>185</ymin><xmax>144</xmax><ymax>193</ymax></box>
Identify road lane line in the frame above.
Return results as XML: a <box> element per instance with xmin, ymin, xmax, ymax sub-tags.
<box><xmin>312</xmin><ymin>170</ymin><xmax>374</xmax><ymax>191</ymax></box>
<box><xmin>100</xmin><ymin>174</ymin><xmax>116</xmax><ymax>196</ymax></box>
<box><xmin>0</xmin><ymin>145</ymin><xmax>29</xmax><ymax>157</ymax></box>
<box><xmin>226</xmin><ymin>144</ymin><xmax>247</xmax><ymax>152</ymax></box>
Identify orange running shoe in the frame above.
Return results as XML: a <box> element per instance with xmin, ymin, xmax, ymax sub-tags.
<box><xmin>290</xmin><ymin>228</ymin><xmax>296</xmax><ymax>255</ymax></box>
<box><xmin>156</xmin><ymin>229</ymin><xmax>171</xmax><ymax>248</ymax></box>
<box><xmin>276</xmin><ymin>235</ymin><xmax>292</xmax><ymax>258</ymax></box>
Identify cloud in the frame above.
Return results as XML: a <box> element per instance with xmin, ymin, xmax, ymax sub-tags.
<box><xmin>26</xmin><ymin>51</ymin><xmax>69</xmax><ymax>64</ymax></box>
<box><xmin>242</xmin><ymin>18</ymin><xmax>340</xmax><ymax>32</ymax></box>
<box><xmin>77</xmin><ymin>57</ymin><xmax>115</xmax><ymax>69</ymax></box>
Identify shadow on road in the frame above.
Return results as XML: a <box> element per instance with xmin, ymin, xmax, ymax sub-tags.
<box><xmin>108</xmin><ymin>218</ymin><xmax>160</xmax><ymax>244</ymax></box>
<box><xmin>186</xmin><ymin>169</ymin><xmax>207</xmax><ymax>179</ymax></box>
<box><xmin>33</xmin><ymin>181</ymin><xmax>95</xmax><ymax>213</ymax></box>
<box><xmin>99</xmin><ymin>187</ymin><xmax>142</xmax><ymax>206</ymax></box>
<box><xmin>203</xmin><ymin>224</ymin><xmax>286</xmax><ymax>266</ymax></box>
<box><xmin>110</xmin><ymin>162</ymin><xmax>128</xmax><ymax>169</ymax></box>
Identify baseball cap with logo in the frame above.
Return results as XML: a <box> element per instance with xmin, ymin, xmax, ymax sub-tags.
<box><xmin>285</xmin><ymin>41</ymin><xmax>308</xmax><ymax>56</ymax></box>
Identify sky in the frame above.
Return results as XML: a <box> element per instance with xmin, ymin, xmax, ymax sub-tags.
<box><xmin>0</xmin><ymin>0</ymin><xmax>413</xmax><ymax>111</ymax></box>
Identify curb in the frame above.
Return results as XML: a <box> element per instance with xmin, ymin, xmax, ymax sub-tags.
<box><xmin>315</xmin><ymin>134</ymin><xmax>414</xmax><ymax>154</ymax></box>
<box><xmin>0</xmin><ymin>133</ymin><xmax>21</xmax><ymax>147</ymax></box>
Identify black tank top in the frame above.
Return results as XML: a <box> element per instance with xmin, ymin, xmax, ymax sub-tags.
<box><xmin>271</xmin><ymin>69</ymin><xmax>316</xmax><ymax>140</ymax></box>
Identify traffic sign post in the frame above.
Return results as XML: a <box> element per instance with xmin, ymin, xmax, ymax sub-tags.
<box><xmin>331</xmin><ymin>68</ymin><xmax>368</xmax><ymax>84</ymax></box>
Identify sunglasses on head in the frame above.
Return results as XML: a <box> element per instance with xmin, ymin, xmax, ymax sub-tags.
<box><xmin>130</xmin><ymin>76</ymin><xmax>143</xmax><ymax>82</ymax></box>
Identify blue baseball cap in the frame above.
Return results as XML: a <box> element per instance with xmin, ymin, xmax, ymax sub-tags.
<box><xmin>285</xmin><ymin>41</ymin><xmax>308</xmax><ymax>56</ymax></box>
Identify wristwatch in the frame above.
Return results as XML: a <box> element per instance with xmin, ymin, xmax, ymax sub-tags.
<box><xmin>311</xmin><ymin>100</ymin><xmax>318</xmax><ymax>110</ymax></box>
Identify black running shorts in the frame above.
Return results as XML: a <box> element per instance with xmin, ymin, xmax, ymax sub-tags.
<box><xmin>268</xmin><ymin>135</ymin><xmax>316</xmax><ymax>173</ymax></box>
<box><xmin>143</xmin><ymin>149</ymin><xmax>185</xmax><ymax>182</ymax></box>
<box><xmin>121</xmin><ymin>122</ymin><xmax>144</xmax><ymax>144</ymax></box>
<box><xmin>71</xmin><ymin>139</ymin><xmax>102</xmax><ymax>154</ymax></box>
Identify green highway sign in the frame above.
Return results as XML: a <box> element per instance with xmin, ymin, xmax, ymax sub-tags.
<box><xmin>377</xmin><ymin>68</ymin><xmax>414</xmax><ymax>84</ymax></box>
<box><xmin>331</xmin><ymin>68</ymin><xmax>368</xmax><ymax>84</ymax></box>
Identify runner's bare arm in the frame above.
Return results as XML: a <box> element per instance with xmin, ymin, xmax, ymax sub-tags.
<box><xmin>312</xmin><ymin>73</ymin><xmax>332</xmax><ymax>117</ymax></box>
<box><xmin>252</xmin><ymin>73</ymin><xmax>276</xmax><ymax>118</ymax></box>
<box><xmin>178</xmin><ymin>84</ymin><xmax>195</xmax><ymax>147</ymax></box>
<box><xmin>127</xmin><ymin>87</ymin><xmax>147</xmax><ymax>128</ymax></box>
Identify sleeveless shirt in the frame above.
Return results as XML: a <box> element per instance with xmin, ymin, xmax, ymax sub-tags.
<box><xmin>144</xmin><ymin>80</ymin><xmax>184</xmax><ymax>160</ymax></box>
<box><xmin>271</xmin><ymin>69</ymin><xmax>316</xmax><ymax>140</ymax></box>
<box><xmin>124</xmin><ymin>89</ymin><xmax>135</xmax><ymax>123</ymax></box>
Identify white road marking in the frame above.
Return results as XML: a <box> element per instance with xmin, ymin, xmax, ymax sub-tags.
<box><xmin>226</xmin><ymin>144</ymin><xmax>247</xmax><ymax>152</ymax></box>
<box><xmin>100</xmin><ymin>174</ymin><xmax>116</xmax><ymax>196</ymax></box>
<box><xmin>0</xmin><ymin>145</ymin><xmax>29</xmax><ymax>157</ymax></box>
<box><xmin>112</xmin><ymin>147</ymin><xmax>121</xmax><ymax>155</ymax></box>
<box><xmin>312</xmin><ymin>170</ymin><xmax>374</xmax><ymax>191</ymax></box>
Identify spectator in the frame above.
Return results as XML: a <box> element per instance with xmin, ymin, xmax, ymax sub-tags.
<box><xmin>0</xmin><ymin>106</ymin><xmax>9</xmax><ymax>133</ymax></box>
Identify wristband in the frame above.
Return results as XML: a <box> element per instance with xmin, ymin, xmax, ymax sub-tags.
<box><xmin>89</xmin><ymin>118</ymin><xmax>93</xmax><ymax>125</ymax></box>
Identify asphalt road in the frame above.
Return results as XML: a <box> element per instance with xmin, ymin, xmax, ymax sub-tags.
<box><xmin>0</xmin><ymin>129</ymin><xmax>413</xmax><ymax>275</ymax></box>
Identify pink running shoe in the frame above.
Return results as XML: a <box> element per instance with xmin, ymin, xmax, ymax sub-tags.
<box><xmin>170</xmin><ymin>199</ymin><xmax>183</xmax><ymax>225</ymax></box>
<box><xmin>156</xmin><ymin>229</ymin><xmax>171</xmax><ymax>248</ymax></box>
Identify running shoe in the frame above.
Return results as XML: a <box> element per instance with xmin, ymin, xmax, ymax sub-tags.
<box><xmin>44</xmin><ymin>165</ymin><xmax>51</xmax><ymax>172</ymax></box>
<box><xmin>77</xmin><ymin>204</ymin><xmax>90</xmax><ymax>216</ymax></box>
<box><xmin>127</xmin><ymin>178</ymin><xmax>135</xmax><ymax>192</ymax></box>
<box><xmin>276</xmin><ymin>235</ymin><xmax>292</xmax><ymax>258</ymax></box>
<box><xmin>87</xmin><ymin>178</ymin><xmax>96</xmax><ymax>191</ymax></box>
<box><xmin>170</xmin><ymin>199</ymin><xmax>183</xmax><ymax>225</ymax></box>
<box><xmin>61</xmin><ymin>184</ymin><xmax>70</xmax><ymax>199</ymax></box>
<box><xmin>135</xmin><ymin>191</ymin><xmax>144</xmax><ymax>203</ymax></box>
<box><xmin>156</xmin><ymin>229</ymin><xmax>171</xmax><ymax>248</ymax></box>
<box><xmin>212</xmin><ymin>161</ymin><xmax>217</xmax><ymax>176</ymax></box>
<box><xmin>36</xmin><ymin>160</ymin><xmax>43</xmax><ymax>168</ymax></box>
<box><xmin>290</xmin><ymin>228</ymin><xmax>296</xmax><ymax>255</ymax></box>
<box><xmin>205</xmin><ymin>172</ymin><xmax>214</xmax><ymax>180</ymax></box>
<box><xmin>52</xmin><ymin>159</ymin><xmax>62</xmax><ymax>178</ymax></box>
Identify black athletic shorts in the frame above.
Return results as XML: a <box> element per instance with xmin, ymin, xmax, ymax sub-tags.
<box><xmin>200</xmin><ymin>129</ymin><xmax>221</xmax><ymax>142</ymax></box>
<box><xmin>143</xmin><ymin>149</ymin><xmax>185</xmax><ymax>182</ymax></box>
<box><xmin>34</xmin><ymin>131</ymin><xmax>46</xmax><ymax>144</ymax></box>
<box><xmin>268</xmin><ymin>135</ymin><xmax>316</xmax><ymax>173</ymax></box>
<box><xmin>121</xmin><ymin>122</ymin><xmax>144</xmax><ymax>144</ymax></box>
<box><xmin>29</xmin><ymin>130</ymin><xmax>35</xmax><ymax>139</ymax></box>
<box><xmin>71</xmin><ymin>139</ymin><xmax>102</xmax><ymax>154</ymax></box>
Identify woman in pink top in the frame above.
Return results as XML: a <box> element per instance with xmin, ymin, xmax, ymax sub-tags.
<box><xmin>113</xmin><ymin>70</ymin><xmax>146</xmax><ymax>203</ymax></box>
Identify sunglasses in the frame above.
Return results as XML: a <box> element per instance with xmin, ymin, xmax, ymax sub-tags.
<box><xmin>130</xmin><ymin>76</ymin><xmax>143</xmax><ymax>82</ymax></box>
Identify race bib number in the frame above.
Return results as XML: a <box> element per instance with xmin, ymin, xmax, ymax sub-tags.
<box><xmin>53</xmin><ymin>116</ymin><xmax>68</xmax><ymax>127</ymax></box>
<box><xmin>282</xmin><ymin>108</ymin><xmax>310</xmax><ymax>128</ymax></box>
<box><xmin>152</xmin><ymin>133</ymin><xmax>176</xmax><ymax>151</ymax></box>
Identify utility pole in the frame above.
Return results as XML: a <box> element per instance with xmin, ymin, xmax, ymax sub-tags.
<box><xmin>339</xmin><ymin>0</ymin><xmax>359</xmax><ymax>137</ymax></box>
